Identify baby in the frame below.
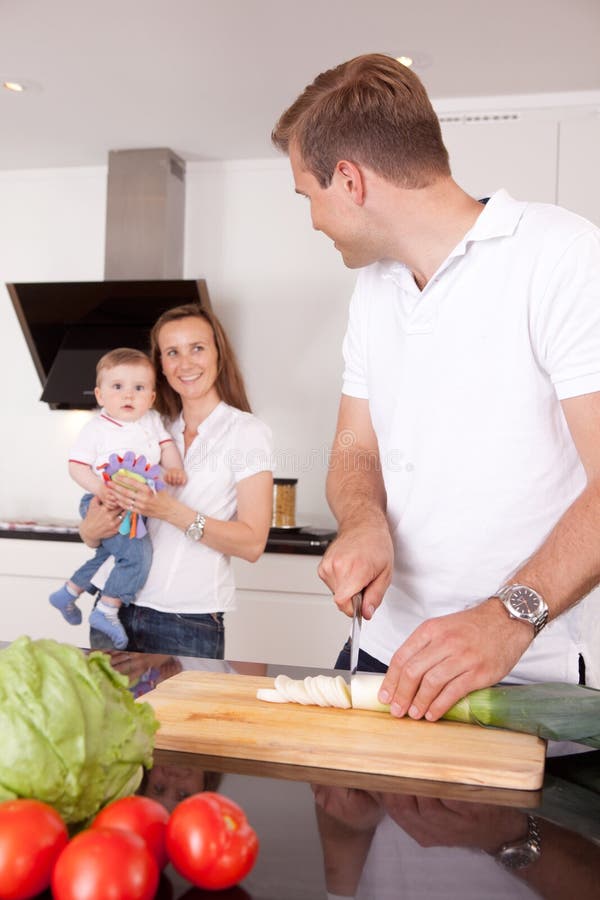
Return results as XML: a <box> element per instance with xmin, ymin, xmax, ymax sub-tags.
<box><xmin>49</xmin><ymin>347</ymin><xmax>185</xmax><ymax>648</ymax></box>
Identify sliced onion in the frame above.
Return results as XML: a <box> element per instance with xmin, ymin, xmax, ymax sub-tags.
<box><xmin>256</xmin><ymin>688</ymin><xmax>288</xmax><ymax>703</ymax></box>
<box><xmin>304</xmin><ymin>676</ymin><xmax>328</xmax><ymax>706</ymax></box>
<box><xmin>274</xmin><ymin>673</ymin><xmax>310</xmax><ymax>704</ymax></box>
<box><xmin>350</xmin><ymin>673</ymin><xmax>390</xmax><ymax>711</ymax></box>
<box><xmin>258</xmin><ymin>673</ymin><xmax>369</xmax><ymax>711</ymax></box>
<box><xmin>333</xmin><ymin>675</ymin><xmax>352</xmax><ymax>709</ymax></box>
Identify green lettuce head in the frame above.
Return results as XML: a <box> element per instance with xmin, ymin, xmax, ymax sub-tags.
<box><xmin>0</xmin><ymin>636</ymin><xmax>158</xmax><ymax>824</ymax></box>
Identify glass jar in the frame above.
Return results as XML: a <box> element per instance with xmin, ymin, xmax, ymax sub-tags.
<box><xmin>272</xmin><ymin>478</ymin><xmax>298</xmax><ymax>528</ymax></box>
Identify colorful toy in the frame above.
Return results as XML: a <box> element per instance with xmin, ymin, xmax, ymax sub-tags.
<box><xmin>100</xmin><ymin>451</ymin><xmax>165</xmax><ymax>539</ymax></box>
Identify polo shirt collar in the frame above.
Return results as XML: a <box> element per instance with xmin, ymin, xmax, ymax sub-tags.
<box><xmin>172</xmin><ymin>400</ymin><xmax>226</xmax><ymax>438</ymax></box>
<box><xmin>463</xmin><ymin>188</ymin><xmax>527</xmax><ymax>243</ymax></box>
<box><xmin>381</xmin><ymin>188</ymin><xmax>527</xmax><ymax>286</ymax></box>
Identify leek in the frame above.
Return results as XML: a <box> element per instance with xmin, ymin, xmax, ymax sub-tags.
<box><xmin>260</xmin><ymin>672</ymin><xmax>600</xmax><ymax>748</ymax></box>
<box><xmin>443</xmin><ymin>682</ymin><xmax>600</xmax><ymax>747</ymax></box>
<box><xmin>351</xmin><ymin>674</ymin><xmax>600</xmax><ymax>746</ymax></box>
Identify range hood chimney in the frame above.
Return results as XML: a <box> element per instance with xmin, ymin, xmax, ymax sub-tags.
<box><xmin>7</xmin><ymin>148</ymin><xmax>212</xmax><ymax>410</ymax></box>
<box><xmin>104</xmin><ymin>148</ymin><xmax>185</xmax><ymax>279</ymax></box>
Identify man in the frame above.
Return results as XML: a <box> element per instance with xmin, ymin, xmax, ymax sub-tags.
<box><xmin>272</xmin><ymin>53</ymin><xmax>600</xmax><ymax>721</ymax></box>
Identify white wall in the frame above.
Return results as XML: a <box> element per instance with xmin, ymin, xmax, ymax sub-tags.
<box><xmin>0</xmin><ymin>167</ymin><xmax>106</xmax><ymax>521</ymax></box>
<box><xmin>0</xmin><ymin>102</ymin><xmax>598</xmax><ymax>527</ymax></box>
<box><xmin>184</xmin><ymin>159</ymin><xmax>355</xmax><ymax>525</ymax></box>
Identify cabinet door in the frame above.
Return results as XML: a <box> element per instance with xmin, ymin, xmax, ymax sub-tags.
<box><xmin>0</xmin><ymin>539</ymin><xmax>95</xmax><ymax>644</ymax></box>
<box><xmin>557</xmin><ymin>115</ymin><xmax>600</xmax><ymax>225</ymax></box>
<box><xmin>441</xmin><ymin>117</ymin><xmax>558</xmax><ymax>203</ymax></box>
<box><xmin>225</xmin><ymin>589</ymin><xmax>348</xmax><ymax>668</ymax></box>
<box><xmin>228</xmin><ymin>555</ymin><xmax>349</xmax><ymax>667</ymax></box>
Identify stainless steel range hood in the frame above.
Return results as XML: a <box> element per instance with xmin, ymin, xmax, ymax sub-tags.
<box><xmin>7</xmin><ymin>148</ymin><xmax>212</xmax><ymax>410</ymax></box>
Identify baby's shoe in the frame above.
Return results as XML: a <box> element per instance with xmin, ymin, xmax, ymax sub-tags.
<box><xmin>89</xmin><ymin>606</ymin><xmax>128</xmax><ymax>650</ymax></box>
<box><xmin>49</xmin><ymin>585</ymin><xmax>82</xmax><ymax>625</ymax></box>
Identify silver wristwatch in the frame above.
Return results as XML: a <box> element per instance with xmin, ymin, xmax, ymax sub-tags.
<box><xmin>496</xmin><ymin>583</ymin><xmax>549</xmax><ymax>636</ymax></box>
<box><xmin>185</xmin><ymin>512</ymin><xmax>206</xmax><ymax>542</ymax></box>
<box><xmin>495</xmin><ymin>815</ymin><xmax>542</xmax><ymax>869</ymax></box>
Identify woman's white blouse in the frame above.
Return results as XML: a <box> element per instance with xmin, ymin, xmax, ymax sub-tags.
<box><xmin>135</xmin><ymin>402</ymin><xmax>273</xmax><ymax>615</ymax></box>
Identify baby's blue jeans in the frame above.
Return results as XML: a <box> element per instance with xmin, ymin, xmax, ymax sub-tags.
<box><xmin>70</xmin><ymin>493</ymin><xmax>152</xmax><ymax>605</ymax></box>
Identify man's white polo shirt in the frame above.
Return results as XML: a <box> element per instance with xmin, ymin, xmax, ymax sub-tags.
<box><xmin>342</xmin><ymin>189</ymin><xmax>600</xmax><ymax>683</ymax></box>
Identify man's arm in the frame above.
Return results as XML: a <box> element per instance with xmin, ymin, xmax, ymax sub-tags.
<box><xmin>317</xmin><ymin>394</ymin><xmax>394</xmax><ymax>619</ymax></box>
<box><xmin>379</xmin><ymin>390</ymin><xmax>600</xmax><ymax>721</ymax></box>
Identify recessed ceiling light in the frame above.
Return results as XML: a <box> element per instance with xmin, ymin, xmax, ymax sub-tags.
<box><xmin>1</xmin><ymin>77</ymin><xmax>42</xmax><ymax>94</ymax></box>
<box><xmin>390</xmin><ymin>52</ymin><xmax>432</xmax><ymax>71</ymax></box>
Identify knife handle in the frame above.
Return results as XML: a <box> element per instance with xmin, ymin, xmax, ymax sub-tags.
<box><xmin>352</xmin><ymin>592</ymin><xmax>363</xmax><ymax>616</ymax></box>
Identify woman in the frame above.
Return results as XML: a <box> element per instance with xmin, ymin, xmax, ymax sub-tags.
<box><xmin>82</xmin><ymin>303</ymin><xmax>273</xmax><ymax>658</ymax></box>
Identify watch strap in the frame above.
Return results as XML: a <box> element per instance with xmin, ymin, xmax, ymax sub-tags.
<box><xmin>185</xmin><ymin>512</ymin><xmax>206</xmax><ymax>541</ymax></box>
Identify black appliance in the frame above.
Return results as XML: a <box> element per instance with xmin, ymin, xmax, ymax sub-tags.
<box><xmin>7</xmin><ymin>279</ymin><xmax>210</xmax><ymax>410</ymax></box>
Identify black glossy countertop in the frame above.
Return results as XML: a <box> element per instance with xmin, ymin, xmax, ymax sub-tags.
<box><xmin>97</xmin><ymin>652</ymin><xmax>600</xmax><ymax>898</ymax></box>
<box><xmin>0</xmin><ymin>525</ymin><xmax>336</xmax><ymax>555</ymax></box>
<box><xmin>3</xmin><ymin>635</ymin><xmax>599</xmax><ymax>899</ymax></box>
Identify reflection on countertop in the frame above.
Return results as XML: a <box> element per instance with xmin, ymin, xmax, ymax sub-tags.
<box><xmin>98</xmin><ymin>648</ymin><xmax>600</xmax><ymax>900</ymax></box>
<box><xmin>2</xmin><ymin>636</ymin><xmax>599</xmax><ymax>899</ymax></box>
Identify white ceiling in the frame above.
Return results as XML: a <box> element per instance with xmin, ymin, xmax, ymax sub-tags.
<box><xmin>1</xmin><ymin>0</ymin><xmax>599</xmax><ymax>170</ymax></box>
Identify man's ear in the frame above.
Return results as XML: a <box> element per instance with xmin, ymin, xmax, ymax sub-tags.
<box><xmin>334</xmin><ymin>159</ymin><xmax>366</xmax><ymax>205</ymax></box>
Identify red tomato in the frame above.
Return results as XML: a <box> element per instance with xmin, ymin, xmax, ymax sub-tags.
<box><xmin>0</xmin><ymin>798</ymin><xmax>68</xmax><ymax>900</ymax></box>
<box><xmin>92</xmin><ymin>795</ymin><xmax>170</xmax><ymax>869</ymax></box>
<box><xmin>166</xmin><ymin>792</ymin><xmax>258</xmax><ymax>891</ymax></box>
<box><xmin>51</xmin><ymin>827</ymin><xmax>159</xmax><ymax>900</ymax></box>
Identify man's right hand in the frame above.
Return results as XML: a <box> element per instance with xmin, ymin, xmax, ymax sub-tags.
<box><xmin>318</xmin><ymin>517</ymin><xmax>393</xmax><ymax>619</ymax></box>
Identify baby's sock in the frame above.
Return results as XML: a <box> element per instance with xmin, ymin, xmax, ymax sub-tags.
<box><xmin>96</xmin><ymin>600</ymin><xmax>121</xmax><ymax>620</ymax></box>
<box><xmin>89</xmin><ymin>601</ymin><xmax>128</xmax><ymax>650</ymax></box>
<box><xmin>49</xmin><ymin>583</ymin><xmax>82</xmax><ymax>626</ymax></box>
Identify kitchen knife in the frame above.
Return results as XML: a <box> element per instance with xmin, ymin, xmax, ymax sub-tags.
<box><xmin>349</xmin><ymin>591</ymin><xmax>363</xmax><ymax>675</ymax></box>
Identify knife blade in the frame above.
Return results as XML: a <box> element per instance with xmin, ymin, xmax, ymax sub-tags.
<box><xmin>350</xmin><ymin>591</ymin><xmax>363</xmax><ymax>675</ymax></box>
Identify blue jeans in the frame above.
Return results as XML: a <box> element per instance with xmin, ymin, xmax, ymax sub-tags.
<box><xmin>72</xmin><ymin>494</ymin><xmax>152</xmax><ymax>605</ymax></box>
<box><xmin>335</xmin><ymin>639</ymin><xmax>388</xmax><ymax>673</ymax></box>
<box><xmin>90</xmin><ymin>603</ymin><xmax>225</xmax><ymax>659</ymax></box>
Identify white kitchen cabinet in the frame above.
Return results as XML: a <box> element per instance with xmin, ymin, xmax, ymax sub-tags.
<box><xmin>227</xmin><ymin>555</ymin><xmax>348</xmax><ymax>668</ymax></box>
<box><xmin>441</xmin><ymin>116</ymin><xmax>558</xmax><ymax>204</ymax></box>
<box><xmin>557</xmin><ymin>114</ymin><xmax>600</xmax><ymax>226</ymax></box>
<box><xmin>0</xmin><ymin>539</ymin><xmax>347</xmax><ymax>667</ymax></box>
<box><xmin>0</xmin><ymin>539</ymin><xmax>96</xmax><ymax>645</ymax></box>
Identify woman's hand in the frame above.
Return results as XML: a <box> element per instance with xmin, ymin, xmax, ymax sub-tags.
<box><xmin>110</xmin><ymin>474</ymin><xmax>179</xmax><ymax>522</ymax></box>
<box><xmin>79</xmin><ymin>495</ymin><xmax>123</xmax><ymax>547</ymax></box>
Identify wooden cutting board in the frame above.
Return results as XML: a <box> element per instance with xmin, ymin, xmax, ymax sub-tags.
<box><xmin>142</xmin><ymin>671</ymin><xmax>546</xmax><ymax>790</ymax></box>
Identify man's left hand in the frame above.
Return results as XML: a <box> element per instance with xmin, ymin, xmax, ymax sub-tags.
<box><xmin>378</xmin><ymin>598</ymin><xmax>534</xmax><ymax>720</ymax></box>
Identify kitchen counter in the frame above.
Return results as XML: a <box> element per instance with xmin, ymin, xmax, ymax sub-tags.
<box><xmin>0</xmin><ymin>523</ymin><xmax>336</xmax><ymax>555</ymax></box>
<box><xmin>30</xmin><ymin>646</ymin><xmax>600</xmax><ymax>899</ymax></box>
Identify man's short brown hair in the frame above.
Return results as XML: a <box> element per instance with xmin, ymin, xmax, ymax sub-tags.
<box><xmin>96</xmin><ymin>347</ymin><xmax>154</xmax><ymax>386</ymax></box>
<box><xmin>272</xmin><ymin>53</ymin><xmax>450</xmax><ymax>189</ymax></box>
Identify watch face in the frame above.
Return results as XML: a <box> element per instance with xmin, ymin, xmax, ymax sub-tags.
<box><xmin>508</xmin><ymin>587</ymin><xmax>541</xmax><ymax>616</ymax></box>
<box><xmin>499</xmin><ymin>845</ymin><xmax>537</xmax><ymax>869</ymax></box>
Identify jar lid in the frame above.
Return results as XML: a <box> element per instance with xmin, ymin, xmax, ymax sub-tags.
<box><xmin>274</xmin><ymin>477</ymin><xmax>298</xmax><ymax>485</ymax></box>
